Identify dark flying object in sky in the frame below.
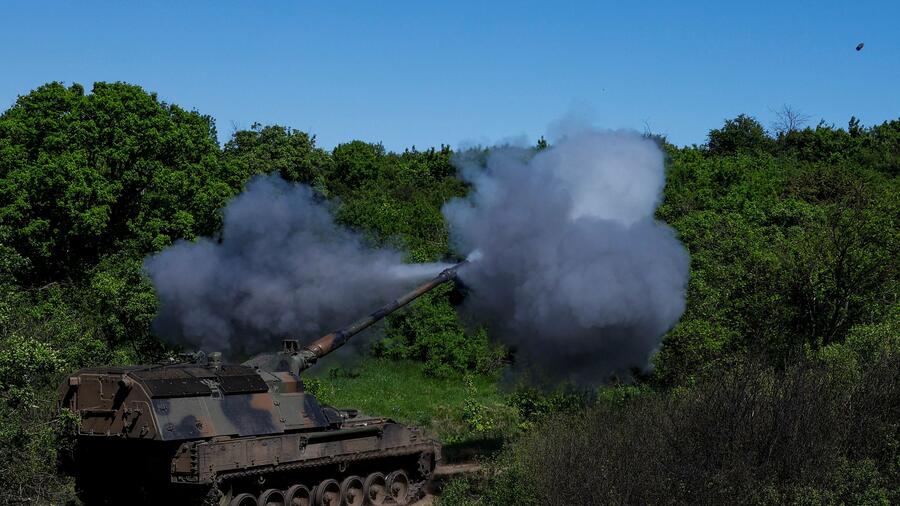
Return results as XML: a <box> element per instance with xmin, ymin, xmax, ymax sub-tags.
<box><xmin>856</xmin><ymin>42</ymin><xmax>864</xmax><ymax>51</ymax></box>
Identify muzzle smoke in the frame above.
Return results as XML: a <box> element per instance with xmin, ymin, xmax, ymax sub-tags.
<box><xmin>444</xmin><ymin>129</ymin><xmax>689</xmax><ymax>381</ymax></box>
<box><xmin>144</xmin><ymin>176</ymin><xmax>450</xmax><ymax>355</ymax></box>
<box><xmin>146</xmin><ymin>126</ymin><xmax>689</xmax><ymax>382</ymax></box>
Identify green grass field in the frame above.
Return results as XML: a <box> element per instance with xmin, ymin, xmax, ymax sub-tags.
<box><xmin>304</xmin><ymin>358</ymin><xmax>516</xmax><ymax>459</ymax></box>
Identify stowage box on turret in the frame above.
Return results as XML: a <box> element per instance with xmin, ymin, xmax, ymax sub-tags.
<box><xmin>58</xmin><ymin>263</ymin><xmax>465</xmax><ymax>506</ymax></box>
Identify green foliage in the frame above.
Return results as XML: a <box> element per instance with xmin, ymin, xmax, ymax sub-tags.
<box><xmin>653</xmin><ymin>120</ymin><xmax>898</xmax><ymax>385</ymax></box>
<box><xmin>374</xmin><ymin>285</ymin><xmax>506</xmax><ymax>377</ymax></box>
<box><xmin>330</xmin><ymin>140</ymin><xmax>388</xmax><ymax>193</ymax></box>
<box><xmin>465</xmin><ymin>350</ymin><xmax>899</xmax><ymax>505</ymax></box>
<box><xmin>506</xmin><ymin>384</ymin><xmax>596</xmax><ymax>432</ymax></box>
<box><xmin>222</xmin><ymin>123</ymin><xmax>332</xmax><ymax>189</ymax></box>
<box><xmin>760</xmin><ymin>458</ymin><xmax>893</xmax><ymax>506</ymax></box>
<box><xmin>776</xmin><ymin>118</ymin><xmax>900</xmax><ymax>176</ymax></box>
<box><xmin>817</xmin><ymin>305</ymin><xmax>900</xmax><ymax>372</ymax></box>
<box><xmin>86</xmin><ymin>254</ymin><xmax>162</xmax><ymax>360</ymax></box>
<box><xmin>0</xmin><ymin>402</ymin><xmax>77</xmax><ymax>504</ymax></box>
<box><xmin>302</xmin><ymin>359</ymin><xmax>512</xmax><ymax>446</ymax></box>
<box><xmin>707</xmin><ymin>114</ymin><xmax>773</xmax><ymax>155</ymax></box>
<box><xmin>458</xmin><ymin>375</ymin><xmax>518</xmax><ymax>439</ymax></box>
<box><xmin>0</xmin><ymin>285</ymin><xmax>112</xmax><ymax>504</ymax></box>
<box><xmin>0</xmin><ymin>82</ymin><xmax>232</xmax><ymax>283</ymax></box>
<box><xmin>0</xmin><ymin>334</ymin><xmax>64</xmax><ymax>407</ymax></box>
<box><xmin>437</xmin><ymin>450</ymin><xmax>539</xmax><ymax>506</ymax></box>
<box><xmin>331</xmin><ymin>144</ymin><xmax>467</xmax><ymax>261</ymax></box>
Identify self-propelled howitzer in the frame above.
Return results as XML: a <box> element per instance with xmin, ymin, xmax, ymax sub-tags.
<box><xmin>58</xmin><ymin>262</ymin><xmax>465</xmax><ymax>506</ymax></box>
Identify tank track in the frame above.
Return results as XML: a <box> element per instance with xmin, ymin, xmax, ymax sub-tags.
<box><xmin>203</xmin><ymin>445</ymin><xmax>435</xmax><ymax>506</ymax></box>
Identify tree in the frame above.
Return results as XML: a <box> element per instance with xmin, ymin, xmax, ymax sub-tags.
<box><xmin>222</xmin><ymin>123</ymin><xmax>332</xmax><ymax>189</ymax></box>
<box><xmin>771</xmin><ymin>104</ymin><xmax>810</xmax><ymax>135</ymax></box>
<box><xmin>654</xmin><ymin>138</ymin><xmax>898</xmax><ymax>385</ymax></box>
<box><xmin>0</xmin><ymin>82</ymin><xmax>232</xmax><ymax>284</ymax></box>
<box><xmin>329</xmin><ymin>140</ymin><xmax>388</xmax><ymax>193</ymax></box>
<box><xmin>707</xmin><ymin>114</ymin><xmax>773</xmax><ymax>156</ymax></box>
<box><xmin>781</xmin><ymin>163</ymin><xmax>899</xmax><ymax>347</ymax></box>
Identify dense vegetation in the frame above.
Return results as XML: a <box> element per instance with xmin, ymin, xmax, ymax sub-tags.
<box><xmin>0</xmin><ymin>82</ymin><xmax>896</xmax><ymax>504</ymax></box>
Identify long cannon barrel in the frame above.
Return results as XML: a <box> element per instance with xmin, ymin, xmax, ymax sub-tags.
<box><xmin>303</xmin><ymin>261</ymin><xmax>467</xmax><ymax>361</ymax></box>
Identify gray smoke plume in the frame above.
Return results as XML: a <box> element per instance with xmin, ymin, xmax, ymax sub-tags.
<box><xmin>444</xmin><ymin>129</ymin><xmax>689</xmax><ymax>382</ymax></box>
<box><xmin>145</xmin><ymin>175</ymin><xmax>450</xmax><ymax>356</ymax></box>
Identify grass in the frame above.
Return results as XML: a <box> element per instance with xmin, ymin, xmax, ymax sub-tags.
<box><xmin>303</xmin><ymin>358</ymin><xmax>516</xmax><ymax>460</ymax></box>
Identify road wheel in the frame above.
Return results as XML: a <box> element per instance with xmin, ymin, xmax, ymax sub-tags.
<box><xmin>259</xmin><ymin>488</ymin><xmax>285</xmax><ymax>506</ymax></box>
<box><xmin>230</xmin><ymin>492</ymin><xmax>259</xmax><ymax>506</ymax></box>
<box><xmin>363</xmin><ymin>472</ymin><xmax>387</xmax><ymax>505</ymax></box>
<box><xmin>340</xmin><ymin>475</ymin><xmax>364</xmax><ymax>506</ymax></box>
<box><xmin>314</xmin><ymin>479</ymin><xmax>341</xmax><ymax>506</ymax></box>
<box><xmin>284</xmin><ymin>484</ymin><xmax>311</xmax><ymax>506</ymax></box>
<box><xmin>386</xmin><ymin>470</ymin><xmax>410</xmax><ymax>505</ymax></box>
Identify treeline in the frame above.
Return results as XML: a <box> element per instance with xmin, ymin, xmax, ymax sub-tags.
<box><xmin>0</xmin><ymin>82</ymin><xmax>897</xmax><ymax>504</ymax></box>
<box><xmin>654</xmin><ymin>113</ymin><xmax>898</xmax><ymax>386</ymax></box>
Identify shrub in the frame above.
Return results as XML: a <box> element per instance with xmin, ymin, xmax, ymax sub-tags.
<box><xmin>503</xmin><ymin>351</ymin><xmax>899</xmax><ymax>505</ymax></box>
<box><xmin>436</xmin><ymin>449</ymin><xmax>539</xmax><ymax>506</ymax></box>
<box><xmin>373</xmin><ymin>285</ymin><xmax>506</xmax><ymax>377</ymax></box>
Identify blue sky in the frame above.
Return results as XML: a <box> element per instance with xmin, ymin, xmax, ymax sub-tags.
<box><xmin>2</xmin><ymin>1</ymin><xmax>898</xmax><ymax>151</ymax></box>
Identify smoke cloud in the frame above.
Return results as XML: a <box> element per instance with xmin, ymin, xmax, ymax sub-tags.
<box><xmin>145</xmin><ymin>126</ymin><xmax>689</xmax><ymax>383</ymax></box>
<box><xmin>444</xmin><ymin>129</ymin><xmax>689</xmax><ymax>382</ymax></box>
<box><xmin>144</xmin><ymin>175</ymin><xmax>449</xmax><ymax>356</ymax></box>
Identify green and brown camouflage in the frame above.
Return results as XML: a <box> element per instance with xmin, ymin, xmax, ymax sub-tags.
<box><xmin>58</xmin><ymin>262</ymin><xmax>466</xmax><ymax>506</ymax></box>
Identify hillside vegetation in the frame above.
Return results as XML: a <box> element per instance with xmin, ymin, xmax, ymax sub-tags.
<box><xmin>0</xmin><ymin>83</ymin><xmax>897</xmax><ymax>505</ymax></box>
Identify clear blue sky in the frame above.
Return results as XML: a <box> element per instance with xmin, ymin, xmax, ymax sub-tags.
<box><xmin>2</xmin><ymin>1</ymin><xmax>898</xmax><ymax>152</ymax></box>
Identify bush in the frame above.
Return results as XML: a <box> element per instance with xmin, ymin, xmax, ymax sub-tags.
<box><xmin>0</xmin><ymin>403</ymin><xmax>77</xmax><ymax>504</ymax></box>
<box><xmin>505</xmin><ymin>384</ymin><xmax>597</xmax><ymax>432</ymax></box>
<box><xmin>373</xmin><ymin>285</ymin><xmax>506</xmax><ymax>377</ymax></box>
<box><xmin>498</xmin><ymin>350</ymin><xmax>899</xmax><ymax>505</ymax></box>
<box><xmin>437</xmin><ymin>449</ymin><xmax>538</xmax><ymax>506</ymax></box>
<box><xmin>707</xmin><ymin>114</ymin><xmax>774</xmax><ymax>156</ymax></box>
<box><xmin>0</xmin><ymin>287</ymin><xmax>111</xmax><ymax>504</ymax></box>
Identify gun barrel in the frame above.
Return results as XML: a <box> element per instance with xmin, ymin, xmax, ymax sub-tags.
<box><xmin>304</xmin><ymin>261</ymin><xmax>466</xmax><ymax>359</ymax></box>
